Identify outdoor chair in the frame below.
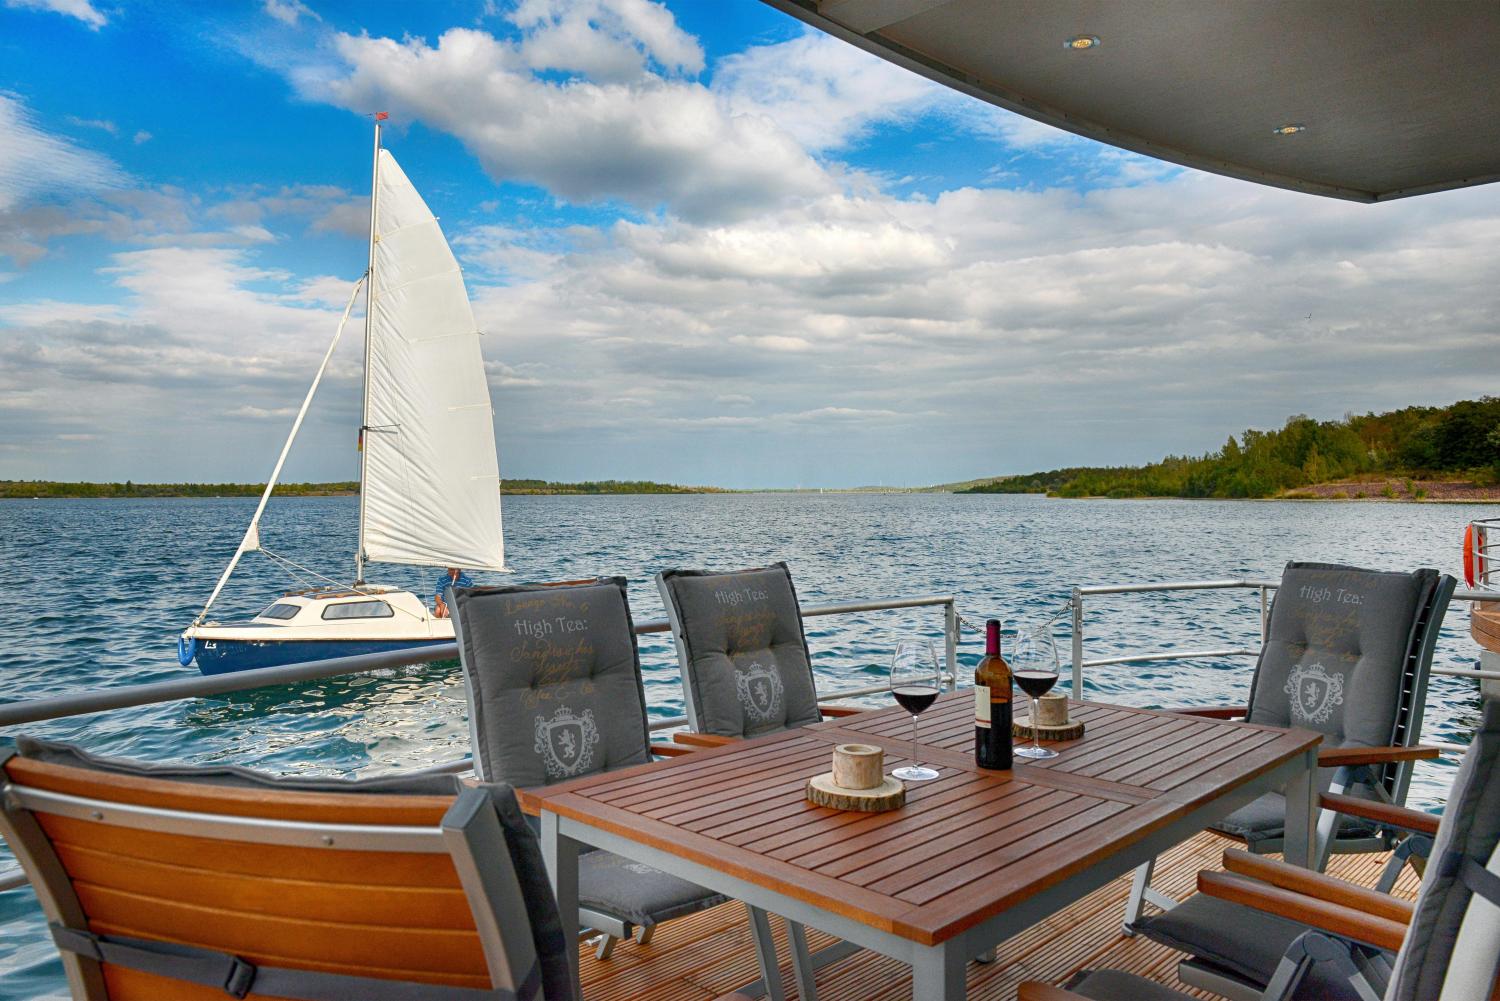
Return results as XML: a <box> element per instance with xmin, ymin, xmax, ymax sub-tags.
<box><xmin>1021</xmin><ymin>694</ymin><xmax>1500</xmax><ymax>1001</ymax></box>
<box><xmin>448</xmin><ymin>577</ymin><xmax>735</xmax><ymax>964</ymax></box>
<box><xmin>655</xmin><ymin>561</ymin><xmax>865</xmax><ymax>747</ymax></box>
<box><xmin>1124</xmin><ymin>562</ymin><xmax>1455</xmax><ymax>929</ymax></box>
<box><xmin>0</xmin><ymin>736</ymin><xmax>575</xmax><ymax>1001</ymax></box>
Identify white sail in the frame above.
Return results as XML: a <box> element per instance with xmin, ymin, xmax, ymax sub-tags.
<box><xmin>360</xmin><ymin>149</ymin><xmax>506</xmax><ymax>572</ymax></box>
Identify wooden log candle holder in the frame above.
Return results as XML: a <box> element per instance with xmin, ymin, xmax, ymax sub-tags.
<box><xmin>1013</xmin><ymin>693</ymin><xmax>1085</xmax><ymax>741</ymax></box>
<box><xmin>807</xmin><ymin>743</ymin><xmax>906</xmax><ymax>812</ymax></box>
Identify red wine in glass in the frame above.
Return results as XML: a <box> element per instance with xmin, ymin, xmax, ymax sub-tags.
<box><xmin>893</xmin><ymin>685</ymin><xmax>940</xmax><ymax>714</ymax></box>
<box><xmin>1014</xmin><ymin>670</ymin><xmax>1058</xmax><ymax>699</ymax></box>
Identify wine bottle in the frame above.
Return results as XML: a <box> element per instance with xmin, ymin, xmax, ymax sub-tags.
<box><xmin>974</xmin><ymin>618</ymin><xmax>1013</xmax><ymax>770</ymax></box>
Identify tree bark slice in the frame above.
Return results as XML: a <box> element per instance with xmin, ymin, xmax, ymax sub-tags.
<box><xmin>806</xmin><ymin>773</ymin><xmax>906</xmax><ymax>812</ymax></box>
<box><xmin>1012</xmin><ymin>718</ymin><xmax>1086</xmax><ymax>741</ymax></box>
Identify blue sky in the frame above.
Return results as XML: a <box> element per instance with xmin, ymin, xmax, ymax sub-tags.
<box><xmin>2</xmin><ymin>0</ymin><xmax>1497</xmax><ymax>488</ymax></box>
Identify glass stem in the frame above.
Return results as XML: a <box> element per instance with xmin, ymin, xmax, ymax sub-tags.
<box><xmin>1032</xmin><ymin>696</ymin><xmax>1043</xmax><ymax>751</ymax></box>
<box><xmin>911</xmin><ymin>713</ymin><xmax>919</xmax><ymax>772</ymax></box>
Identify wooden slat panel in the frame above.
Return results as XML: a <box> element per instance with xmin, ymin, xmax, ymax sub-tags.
<box><xmin>54</xmin><ymin>842</ymin><xmax>473</xmax><ymax>928</ymax></box>
<box><xmin>75</xmin><ymin>884</ymin><xmax>489</xmax><ymax>975</ymax></box>
<box><xmin>38</xmin><ymin>815</ymin><xmax>461</xmax><ymax>886</ymax></box>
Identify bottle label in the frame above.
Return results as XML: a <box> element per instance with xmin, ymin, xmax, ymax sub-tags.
<box><xmin>975</xmin><ymin>685</ymin><xmax>991</xmax><ymax>726</ymax></box>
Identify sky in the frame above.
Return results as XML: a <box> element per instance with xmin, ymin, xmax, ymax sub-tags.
<box><xmin>1</xmin><ymin>0</ymin><xmax>1497</xmax><ymax>489</ymax></box>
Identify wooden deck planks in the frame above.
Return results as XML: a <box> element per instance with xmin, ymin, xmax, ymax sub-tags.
<box><xmin>575</xmin><ymin>829</ymin><xmax>1421</xmax><ymax>1000</ymax></box>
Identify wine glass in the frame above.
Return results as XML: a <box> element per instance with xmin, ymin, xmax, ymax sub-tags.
<box><xmin>889</xmin><ymin>639</ymin><xmax>942</xmax><ymax>781</ymax></box>
<box><xmin>1010</xmin><ymin>621</ymin><xmax>1060</xmax><ymax>760</ymax></box>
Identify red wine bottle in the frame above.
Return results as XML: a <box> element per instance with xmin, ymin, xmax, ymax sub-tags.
<box><xmin>975</xmin><ymin>619</ymin><xmax>1013</xmax><ymax>770</ymax></box>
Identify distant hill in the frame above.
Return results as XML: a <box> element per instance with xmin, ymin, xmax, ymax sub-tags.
<box><xmin>1</xmin><ymin>478</ymin><xmax>721</xmax><ymax>498</ymax></box>
<box><xmin>958</xmin><ymin>397</ymin><xmax>1500</xmax><ymax>499</ymax></box>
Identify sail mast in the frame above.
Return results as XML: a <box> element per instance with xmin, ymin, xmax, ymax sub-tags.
<box><xmin>355</xmin><ymin>115</ymin><xmax>383</xmax><ymax>585</ymax></box>
<box><xmin>194</xmin><ymin>276</ymin><xmax>366</xmax><ymax>624</ymax></box>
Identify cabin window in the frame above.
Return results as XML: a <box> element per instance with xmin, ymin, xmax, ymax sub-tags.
<box><xmin>260</xmin><ymin>603</ymin><xmax>302</xmax><ymax>620</ymax></box>
<box><xmin>322</xmin><ymin>600</ymin><xmax>395</xmax><ymax>620</ymax></box>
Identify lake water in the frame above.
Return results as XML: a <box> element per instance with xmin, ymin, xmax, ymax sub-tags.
<box><xmin>0</xmin><ymin>492</ymin><xmax>1493</xmax><ymax>998</ymax></box>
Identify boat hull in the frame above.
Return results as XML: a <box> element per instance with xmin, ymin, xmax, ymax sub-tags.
<box><xmin>193</xmin><ymin>637</ymin><xmax>453</xmax><ymax>675</ymax></box>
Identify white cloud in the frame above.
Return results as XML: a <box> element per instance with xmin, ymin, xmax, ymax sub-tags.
<box><xmin>4</xmin><ymin>0</ymin><xmax>105</xmax><ymax>29</ymax></box>
<box><xmin>309</xmin><ymin>28</ymin><xmax>831</xmax><ymax>223</ymax></box>
<box><xmin>66</xmin><ymin>115</ymin><xmax>117</xmax><ymax>135</ymax></box>
<box><xmin>0</xmin><ymin>94</ymin><xmax>121</xmax><ymax>212</ymax></box>
<box><xmin>132</xmin><ymin>130</ymin><xmax>152</xmax><ymax>145</ymax></box>
<box><xmin>510</xmin><ymin>0</ymin><xmax>703</xmax><ymax>80</ymax></box>
<box><xmin>263</xmin><ymin>0</ymin><xmax>317</xmax><ymax>26</ymax></box>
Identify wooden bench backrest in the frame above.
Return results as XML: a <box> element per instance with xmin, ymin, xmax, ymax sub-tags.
<box><xmin>0</xmin><ymin>756</ymin><xmax>509</xmax><ymax>1001</ymax></box>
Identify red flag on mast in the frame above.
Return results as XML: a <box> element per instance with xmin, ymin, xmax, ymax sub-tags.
<box><xmin>375</xmin><ymin>112</ymin><xmax>389</xmax><ymax>121</ymax></box>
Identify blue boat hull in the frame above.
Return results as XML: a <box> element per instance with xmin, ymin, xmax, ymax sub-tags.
<box><xmin>194</xmin><ymin>638</ymin><xmax>453</xmax><ymax>675</ymax></box>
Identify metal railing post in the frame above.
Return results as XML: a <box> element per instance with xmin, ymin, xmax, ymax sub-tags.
<box><xmin>944</xmin><ymin>600</ymin><xmax>959</xmax><ymax>689</ymax></box>
<box><xmin>1070</xmin><ymin>587</ymin><xmax>1085</xmax><ymax>700</ymax></box>
<box><xmin>1259</xmin><ymin>585</ymin><xmax>1270</xmax><ymax>644</ymax></box>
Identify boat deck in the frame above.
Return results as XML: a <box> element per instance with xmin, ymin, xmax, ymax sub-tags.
<box><xmin>576</xmin><ymin>828</ymin><xmax>1422</xmax><ymax>1001</ymax></box>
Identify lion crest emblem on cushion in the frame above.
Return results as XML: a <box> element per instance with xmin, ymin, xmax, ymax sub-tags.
<box><xmin>533</xmin><ymin>704</ymin><xmax>600</xmax><ymax>778</ymax></box>
<box><xmin>1284</xmin><ymin>662</ymin><xmax>1345</xmax><ymax>726</ymax></box>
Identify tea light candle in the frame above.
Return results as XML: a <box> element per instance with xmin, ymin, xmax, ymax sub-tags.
<box><xmin>1037</xmin><ymin>693</ymin><xmax>1069</xmax><ymax>727</ymax></box>
<box><xmin>832</xmin><ymin>743</ymin><xmax>883</xmax><ymax>790</ymax></box>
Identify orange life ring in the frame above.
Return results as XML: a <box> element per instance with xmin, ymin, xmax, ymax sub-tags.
<box><xmin>1464</xmin><ymin>523</ymin><xmax>1477</xmax><ymax>589</ymax></box>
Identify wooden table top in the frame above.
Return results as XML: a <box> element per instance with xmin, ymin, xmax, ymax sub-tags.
<box><xmin>526</xmin><ymin>694</ymin><xmax>1320</xmax><ymax>947</ymax></box>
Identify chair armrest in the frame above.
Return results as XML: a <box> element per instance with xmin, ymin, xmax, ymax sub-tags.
<box><xmin>672</xmin><ymin>732</ymin><xmax>736</xmax><ymax>748</ymax></box>
<box><xmin>651</xmin><ymin>743</ymin><xmax>697</xmax><ymax>758</ymax></box>
<box><xmin>1018</xmin><ymin>983</ymin><xmax>1090</xmax><ymax>1001</ymax></box>
<box><xmin>1320</xmin><ymin>792</ymin><xmax>1441</xmax><ymax>837</ymax></box>
<box><xmin>1168</xmin><ymin>705</ymin><xmax>1250</xmax><ymax>719</ymax></box>
<box><xmin>1221</xmin><ymin>850</ymin><xmax>1413</xmax><ymax>925</ymax></box>
<box><xmin>819</xmin><ymin>705</ymin><xmax>866</xmax><ymax>718</ymax></box>
<box><xmin>1317</xmin><ymin>745</ymin><xmax>1440</xmax><ymax>768</ymax></box>
<box><xmin>1197</xmin><ymin>870</ymin><xmax>1407</xmax><ymax>953</ymax></box>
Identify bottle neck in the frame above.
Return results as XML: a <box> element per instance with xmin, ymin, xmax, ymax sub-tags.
<box><xmin>985</xmin><ymin>619</ymin><xmax>1000</xmax><ymax>656</ymax></box>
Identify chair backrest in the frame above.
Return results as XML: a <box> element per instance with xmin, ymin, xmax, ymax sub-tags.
<box><xmin>450</xmin><ymin>578</ymin><xmax>652</xmax><ymax>788</ymax></box>
<box><xmin>1246</xmin><ymin>562</ymin><xmax>1454</xmax><ymax>801</ymax></box>
<box><xmin>0</xmin><ymin>737</ymin><xmax>573</xmax><ymax>1001</ymax></box>
<box><xmin>1385</xmin><ymin>697</ymin><xmax>1500</xmax><ymax>1001</ymax></box>
<box><xmin>656</xmin><ymin>562</ymin><xmax>821</xmax><ymax>738</ymax></box>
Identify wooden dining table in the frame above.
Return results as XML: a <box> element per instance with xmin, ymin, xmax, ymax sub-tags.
<box><xmin>528</xmin><ymin>694</ymin><xmax>1321</xmax><ymax>1000</ymax></box>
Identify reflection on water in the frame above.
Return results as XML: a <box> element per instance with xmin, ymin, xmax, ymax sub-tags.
<box><xmin>0</xmin><ymin>492</ymin><xmax>1492</xmax><ymax>998</ymax></box>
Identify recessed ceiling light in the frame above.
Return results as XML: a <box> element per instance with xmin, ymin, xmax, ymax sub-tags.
<box><xmin>1272</xmin><ymin>124</ymin><xmax>1307</xmax><ymax>136</ymax></box>
<box><xmin>1064</xmin><ymin>35</ymin><xmax>1100</xmax><ymax>51</ymax></box>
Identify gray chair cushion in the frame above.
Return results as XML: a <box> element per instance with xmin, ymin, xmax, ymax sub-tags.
<box><xmin>579</xmin><ymin>850</ymin><xmax>728</xmax><ymax>927</ymax></box>
<box><xmin>14</xmin><ymin>736</ymin><xmax>463</xmax><ymax>795</ymax></box>
<box><xmin>450</xmin><ymin>578</ymin><xmax>652</xmax><ymax>788</ymax></box>
<box><xmin>473</xmin><ymin>784</ymin><xmax>577</xmax><ymax>1001</ymax></box>
<box><xmin>1135</xmin><ymin>891</ymin><xmax>1376</xmax><ymax>1000</ymax></box>
<box><xmin>1211</xmin><ymin>562</ymin><xmax>1440</xmax><ymax>845</ymax></box>
<box><xmin>656</xmin><ymin>563</ymin><xmax>821</xmax><ymax>738</ymax></box>
<box><xmin>1064</xmin><ymin>969</ymin><xmax>1191</xmax><ymax>1001</ymax></box>
<box><xmin>1246</xmin><ymin>562</ymin><xmax>1436</xmax><ymax>747</ymax></box>
<box><xmin>1212</xmin><ymin>790</ymin><xmax>1378</xmax><ymax>848</ymax></box>
<box><xmin>1387</xmin><ymin>698</ymin><xmax>1500</xmax><ymax>1001</ymax></box>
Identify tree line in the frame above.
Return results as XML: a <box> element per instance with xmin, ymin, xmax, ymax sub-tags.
<box><xmin>961</xmin><ymin>397</ymin><xmax>1500</xmax><ymax>499</ymax></box>
<box><xmin>0</xmin><ymin>478</ymin><xmax>717</xmax><ymax>498</ymax></box>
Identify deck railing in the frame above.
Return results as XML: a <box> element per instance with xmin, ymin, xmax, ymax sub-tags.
<box><xmin>0</xmin><ymin>593</ymin><xmax>959</xmax><ymax>893</ymax></box>
<box><xmin>1472</xmin><ymin>518</ymin><xmax>1500</xmax><ymax>589</ymax></box>
<box><xmin>1068</xmin><ymin>578</ymin><xmax>1500</xmax><ymax>757</ymax></box>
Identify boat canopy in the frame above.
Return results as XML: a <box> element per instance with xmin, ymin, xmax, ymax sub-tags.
<box><xmin>762</xmin><ymin>0</ymin><xmax>1500</xmax><ymax>202</ymax></box>
<box><xmin>362</xmin><ymin>150</ymin><xmax>507</xmax><ymax>572</ymax></box>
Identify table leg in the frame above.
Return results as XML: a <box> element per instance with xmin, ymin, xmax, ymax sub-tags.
<box><xmin>786</xmin><ymin>919</ymin><xmax>818</xmax><ymax>1001</ymax></box>
<box><xmin>1284</xmin><ymin>747</ymin><xmax>1318</xmax><ymax>869</ymax></box>
<box><xmin>541</xmin><ymin>810</ymin><xmax>581</xmax><ymax>996</ymax></box>
<box><xmin>911</xmin><ymin>943</ymin><xmax>965</xmax><ymax>1000</ymax></box>
<box><xmin>746</xmin><ymin>905</ymin><xmax>787</xmax><ymax>1001</ymax></box>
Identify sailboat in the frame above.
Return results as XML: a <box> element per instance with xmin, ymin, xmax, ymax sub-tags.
<box><xmin>178</xmin><ymin>119</ymin><xmax>507</xmax><ymax>675</ymax></box>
